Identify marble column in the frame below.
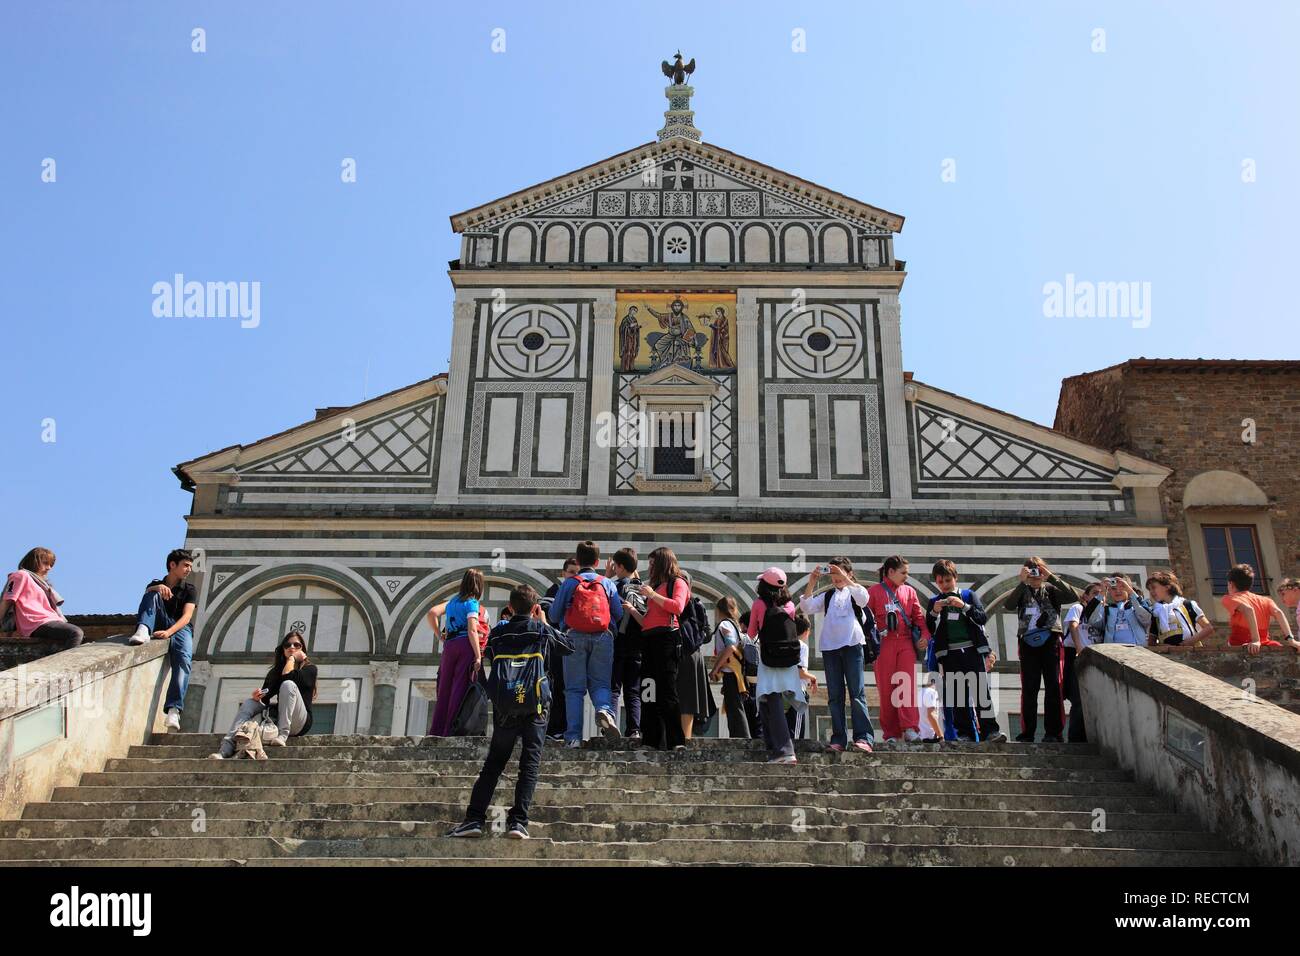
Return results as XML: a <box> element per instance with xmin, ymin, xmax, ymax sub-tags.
<box><xmin>367</xmin><ymin>659</ymin><xmax>401</xmax><ymax>736</ymax></box>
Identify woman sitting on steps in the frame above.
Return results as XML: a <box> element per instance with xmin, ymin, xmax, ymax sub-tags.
<box><xmin>211</xmin><ymin>630</ymin><xmax>317</xmax><ymax>758</ymax></box>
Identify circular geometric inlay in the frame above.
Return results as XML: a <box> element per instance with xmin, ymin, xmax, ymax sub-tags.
<box><xmin>488</xmin><ymin>304</ymin><xmax>577</xmax><ymax>378</ymax></box>
<box><xmin>774</xmin><ymin>304</ymin><xmax>865</xmax><ymax>379</ymax></box>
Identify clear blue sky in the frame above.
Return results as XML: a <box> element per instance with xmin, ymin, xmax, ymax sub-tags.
<box><xmin>3</xmin><ymin>1</ymin><xmax>1296</xmax><ymax>612</ymax></box>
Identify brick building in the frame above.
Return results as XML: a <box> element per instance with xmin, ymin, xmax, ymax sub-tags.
<box><xmin>1055</xmin><ymin>359</ymin><xmax>1300</xmax><ymax>634</ymax></box>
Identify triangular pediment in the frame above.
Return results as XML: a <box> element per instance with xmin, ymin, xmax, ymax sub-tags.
<box><xmin>906</xmin><ymin>380</ymin><xmax>1169</xmax><ymax>488</ymax></box>
<box><xmin>450</xmin><ymin>140</ymin><xmax>902</xmax><ymax>235</ymax></box>
<box><xmin>174</xmin><ymin>376</ymin><xmax>447</xmax><ymax>486</ymax></box>
<box><xmin>628</xmin><ymin>362</ymin><xmax>720</xmax><ymax>397</ymax></box>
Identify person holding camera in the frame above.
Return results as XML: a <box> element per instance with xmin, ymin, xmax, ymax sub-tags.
<box><xmin>1086</xmin><ymin>572</ymin><xmax>1152</xmax><ymax>648</ymax></box>
<box><xmin>1006</xmin><ymin>557</ymin><xmax>1078</xmax><ymax>743</ymax></box>
<box><xmin>799</xmin><ymin>558</ymin><xmax>875</xmax><ymax>753</ymax></box>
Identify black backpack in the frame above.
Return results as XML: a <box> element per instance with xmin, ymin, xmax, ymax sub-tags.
<box><xmin>668</xmin><ymin>574</ymin><xmax>712</xmax><ymax>655</ymax></box>
<box><xmin>822</xmin><ymin>588</ymin><xmax>880</xmax><ymax>665</ymax></box>
<box><xmin>449</xmin><ymin>680</ymin><xmax>489</xmax><ymax>735</ymax></box>
<box><xmin>486</xmin><ymin>628</ymin><xmax>551</xmax><ymax>722</ymax></box>
<box><xmin>756</xmin><ymin>605</ymin><xmax>801</xmax><ymax>668</ymax></box>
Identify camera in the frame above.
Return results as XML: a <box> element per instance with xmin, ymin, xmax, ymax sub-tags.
<box><xmin>1027</xmin><ymin>567</ymin><xmax>1041</xmax><ymax>578</ymax></box>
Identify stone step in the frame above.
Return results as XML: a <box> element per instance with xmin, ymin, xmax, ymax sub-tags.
<box><xmin>76</xmin><ymin>767</ymin><xmax>1134</xmax><ymax>789</ymax></box>
<box><xmin>0</xmin><ymin>835</ymin><xmax>1249</xmax><ymax>866</ymax></box>
<box><xmin>20</xmin><ymin>800</ymin><xmax>1185</xmax><ymax>829</ymax></box>
<box><xmin>122</xmin><ymin>745</ymin><xmax>1113</xmax><ymax>769</ymax></box>
<box><xmin>2</xmin><ymin>857</ymin><xmax>652</xmax><ymax>867</ymax></box>
<box><xmin>99</xmin><ymin>757</ymin><xmax>1133</xmax><ymax>781</ymax></box>
<box><xmin>51</xmin><ymin>779</ymin><xmax>1159</xmax><ymax>804</ymax></box>
<box><xmin>0</xmin><ymin>817</ymin><xmax>1228</xmax><ymax>850</ymax></box>
<box><xmin>147</xmin><ymin>733</ymin><xmax>1098</xmax><ymax>756</ymax></box>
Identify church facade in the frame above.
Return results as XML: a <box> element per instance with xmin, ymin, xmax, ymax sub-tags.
<box><xmin>172</xmin><ymin>70</ymin><xmax>1172</xmax><ymax>737</ymax></box>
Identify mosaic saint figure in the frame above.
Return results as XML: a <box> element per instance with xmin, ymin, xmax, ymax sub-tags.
<box><xmin>703</xmin><ymin>306</ymin><xmax>734</xmax><ymax>369</ymax></box>
<box><xmin>618</xmin><ymin>306</ymin><xmax>642</xmax><ymax>372</ymax></box>
<box><xmin>645</xmin><ymin>298</ymin><xmax>699</xmax><ymax>370</ymax></box>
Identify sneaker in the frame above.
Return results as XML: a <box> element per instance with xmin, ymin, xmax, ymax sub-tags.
<box><xmin>164</xmin><ymin>709</ymin><xmax>181</xmax><ymax>731</ymax></box>
<box><xmin>768</xmin><ymin>754</ymin><xmax>797</xmax><ymax>765</ymax></box>
<box><xmin>902</xmin><ymin>728</ymin><xmax>920</xmax><ymax>743</ymax></box>
<box><xmin>672</xmin><ymin>744</ymin><xmax>687</xmax><ymax>751</ymax></box>
<box><xmin>128</xmin><ymin>625</ymin><xmax>151</xmax><ymax>646</ymax></box>
<box><xmin>1014</xmin><ymin>733</ymin><xmax>1035</xmax><ymax>743</ymax></box>
<box><xmin>852</xmin><ymin>740</ymin><xmax>874</xmax><ymax>754</ymax></box>
<box><xmin>265</xmin><ymin>734</ymin><xmax>286</xmax><ymax>747</ymax></box>
<box><xmin>628</xmin><ymin>729</ymin><xmax>642</xmax><ymax>746</ymax></box>
<box><xmin>546</xmin><ymin>733</ymin><xmax>565</xmax><ymax>742</ymax></box>
<box><xmin>1043</xmin><ymin>734</ymin><xmax>1064</xmax><ymax>743</ymax></box>
<box><xmin>595</xmin><ymin>710</ymin><xmax>621</xmax><ymax>740</ymax></box>
<box><xmin>881</xmin><ymin>737</ymin><xmax>899</xmax><ymax>749</ymax></box>
<box><xmin>208</xmin><ymin>752</ymin><xmax>226</xmax><ymax>760</ymax></box>
<box><xmin>446</xmin><ymin>820</ymin><xmax>484</xmax><ymax>838</ymax></box>
<box><xmin>826</xmin><ymin>743</ymin><xmax>846</xmax><ymax>753</ymax></box>
<box><xmin>505</xmin><ymin>821</ymin><xmax>530</xmax><ymax>840</ymax></box>
<box><xmin>955</xmin><ymin>735</ymin><xmax>977</xmax><ymax>743</ymax></box>
<box><xmin>565</xmin><ymin>739</ymin><xmax>581</xmax><ymax>749</ymax></box>
<box><xmin>983</xmin><ymin>732</ymin><xmax>1008</xmax><ymax>744</ymax></box>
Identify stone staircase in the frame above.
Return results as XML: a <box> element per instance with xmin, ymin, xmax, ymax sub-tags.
<box><xmin>0</xmin><ymin>735</ymin><xmax>1251</xmax><ymax>866</ymax></box>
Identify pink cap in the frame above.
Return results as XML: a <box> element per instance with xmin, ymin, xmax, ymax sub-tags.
<box><xmin>757</xmin><ymin>567</ymin><xmax>787</xmax><ymax>587</ymax></box>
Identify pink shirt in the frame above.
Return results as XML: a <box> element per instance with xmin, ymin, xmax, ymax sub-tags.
<box><xmin>3</xmin><ymin>571</ymin><xmax>63</xmax><ymax>637</ymax></box>
<box><xmin>747</xmin><ymin>599</ymin><xmax>796</xmax><ymax>637</ymax></box>
<box><xmin>642</xmin><ymin>578</ymin><xmax>690</xmax><ymax>631</ymax></box>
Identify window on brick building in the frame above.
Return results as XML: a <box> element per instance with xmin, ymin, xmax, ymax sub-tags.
<box><xmin>1201</xmin><ymin>525</ymin><xmax>1267</xmax><ymax>594</ymax></box>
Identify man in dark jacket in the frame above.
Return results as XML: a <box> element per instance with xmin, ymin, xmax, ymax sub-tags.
<box><xmin>1005</xmin><ymin>558</ymin><xmax>1079</xmax><ymax>743</ymax></box>
<box><xmin>448</xmin><ymin>583</ymin><xmax>573</xmax><ymax>840</ymax></box>
<box><xmin>925</xmin><ymin>560</ymin><xmax>1006</xmax><ymax>744</ymax></box>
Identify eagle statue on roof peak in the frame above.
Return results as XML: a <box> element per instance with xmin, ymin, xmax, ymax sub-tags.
<box><xmin>661</xmin><ymin>51</ymin><xmax>695</xmax><ymax>85</ymax></box>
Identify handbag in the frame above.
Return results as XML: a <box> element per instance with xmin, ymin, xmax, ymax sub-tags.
<box><xmin>1022</xmin><ymin>626</ymin><xmax>1055</xmax><ymax>649</ymax></box>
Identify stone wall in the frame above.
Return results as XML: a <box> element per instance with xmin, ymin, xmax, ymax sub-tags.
<box><xmin>0</xmin><ymin>638</ymin><xmax>170</xmax><ymax>819</ymax></box>
<box><xmin>1077</xmin><ymin>643</ymin><xmax>1300</xmax><ymax>865</ymax></box>
<box><xmin>1149</xmin><ymin>643</ymin><xmax>1300</xmax><ymax>716</ymax></box>
<box><xmin>0</xmin><ymin>615</ymin><xmax>135</xmax><ymax>672</ymax></box>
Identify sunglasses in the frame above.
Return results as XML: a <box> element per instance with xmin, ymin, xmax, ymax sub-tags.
<box><xmin>285</xmin><ymin>642</ymin><xmax>304</xmax><ymax>650</ymax></box>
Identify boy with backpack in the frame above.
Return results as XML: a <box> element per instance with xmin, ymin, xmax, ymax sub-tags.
<box><xmin>548</xmin><ymin>540</ymin><xmax>624</xmax><ymax>746</ymax></box>
<box><xmin>447</xmin><ymin>584</ymin><xmax>574</xmax><ymax>840</ymax></box>
<box><xmin>925</xmin><ymin>560</ymin><xmax>1006</xmax><ymax>744</ymax></box>
<box><xmin>799</xmin><ymin>557</ymin><xmax>876</xmax><ymax>753</ymax></box>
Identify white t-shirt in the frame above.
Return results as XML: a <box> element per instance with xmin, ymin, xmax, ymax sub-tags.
<box><xmin>1063</xmin><ymin>603</ymin><xmax>1090</xmax><ymax>649</ymax></box>
<box><xmin>918</xmin><ymin>685</ymin><xmax>941</xmax><ymax>739</ymax></box>
<box><xmin>798</xmin><ymin>584</ymin><xmax>870</xmax><ymax>653</ymax></box>
<box><xmin>713</xmin><ymin>618</ymin><xmax>740</xmax><ymax>657</ymax></box>
<box><xmin>798</xmin><ymin>640</ymin><xmax>810</xmax><ymax>692</ymax></box>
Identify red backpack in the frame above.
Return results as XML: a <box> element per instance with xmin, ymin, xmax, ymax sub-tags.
<box><xmin>565</xmin><ymin>575</ymin><xmax>612</xmax><ymax>633</ymax></box>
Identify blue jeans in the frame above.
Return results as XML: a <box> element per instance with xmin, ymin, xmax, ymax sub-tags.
<box><xmin>822</xmin><ymin>644</ymin><xmax>875</xmax><ymax>747</ymax></box>
<box><xmin>562</xmin><ymin>629</ymin><xmax>614</xmax><ymax>742</ymax></box>
<box><xmin>137</xmin><ymin>591</ymin><xmax>193</xmax><ymax>713</ymax></box>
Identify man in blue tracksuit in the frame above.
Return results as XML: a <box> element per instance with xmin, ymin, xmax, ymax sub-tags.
<box><xmin>547</xmin><ymin>540</ymin><xmax>624</xmax><ymax>746</ymax></box>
